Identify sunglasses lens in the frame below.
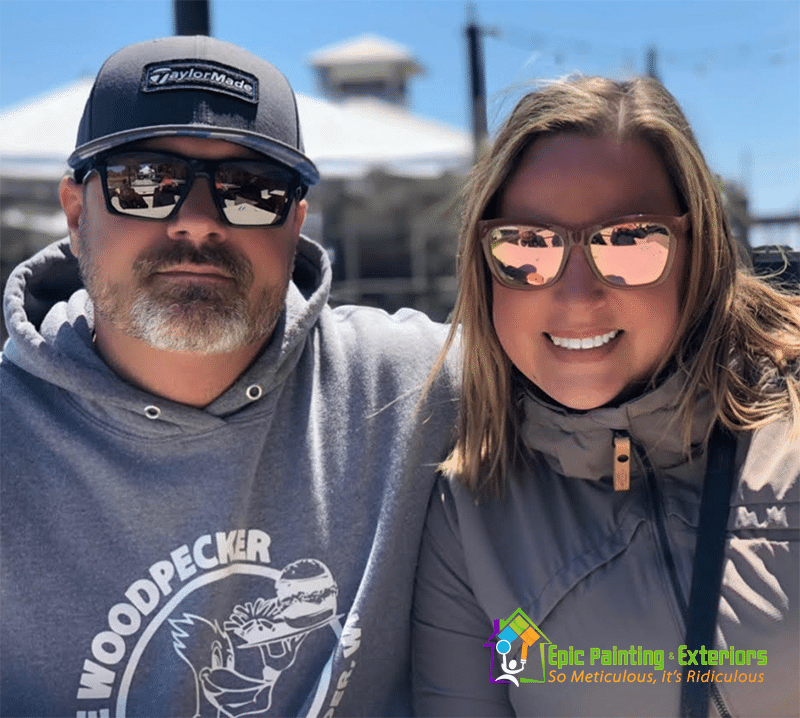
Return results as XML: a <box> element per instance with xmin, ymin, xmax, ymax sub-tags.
<box><xmin>101</xmin><ymin>154</ymin><xmax>297</xmax><ymax>226</ymax></box>
<box><xmin>589</xmin><ymin>222</ymin><xmax>671</xmax><ymax>286</ymax></box>
<box><xmin>104</xmin><ymin>154</ymin><xmax>189</xmax><ymax>219</ymax></box>
<box><xmin>485</xmin><ymin>220</ymin><xmax>674</xmax><ymax>288</ymax></box>
<box><xmin>216</xmin><ymin>162</ymin><xmax>295</xmax><ymax>226</ymax></box>
<box><xmin>487</xmin><ymin>225</ymin><xmax>565</xmax><ymax>287</ymax></box>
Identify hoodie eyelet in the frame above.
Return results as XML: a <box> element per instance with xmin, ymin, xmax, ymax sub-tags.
<box><xmin>246</xmin><ymin>384</ymin><xmax>263</xmax><ymax>401</ymax></box>
<box><xmin>144</xmin><ymin>405</ymin><xmax>162</xmax><ymax>420</ymax></box>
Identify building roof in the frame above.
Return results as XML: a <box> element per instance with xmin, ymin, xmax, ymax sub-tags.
<box><xmin>0</xmin><ymin>77</ymin><xmax>95</xmax><ymax>179</ymax></box>
<box><xmin>298</xmin><ymin>95</ymin><xmax>470</xmax><ymax>177</ymax></box>
<box><xmin>0</xmin><ymin>76</ymin><xmax>470</xmax><ymax>181</ymax></box>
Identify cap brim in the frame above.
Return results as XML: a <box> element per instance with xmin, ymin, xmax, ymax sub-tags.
<box><xmin>68</xmin><ymin>124</ymin><xmax>320</xmax><ymax>186</ymax></box>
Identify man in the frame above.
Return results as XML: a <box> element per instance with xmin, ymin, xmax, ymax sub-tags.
<box><xmin>0</xmin><ymin>36</ymin><xmax>456</xmax><ymax>717</ymax></box>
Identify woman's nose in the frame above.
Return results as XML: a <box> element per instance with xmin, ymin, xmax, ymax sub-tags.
<box><xmin>553</xmin><ymin>246</ymin><xmax>606</xmax><ymax>303</ymax></box>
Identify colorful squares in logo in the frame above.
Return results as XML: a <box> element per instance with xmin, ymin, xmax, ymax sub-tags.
<box><xmin>520</xmin><ymin>625</ymin><xmax>541</xmax><ymax>647</ymax></box>
<box><xmin>498</xmin><ymin>615</ymin><xmax>541</xmax><ymax>647</ymax></box>
<box><xmin>509</xmin><ymin>615</ymin><xmax>530</xmax><ymax>635</ymax></box>
<box><xmin>497</xmin><ymin>624</ymin><xmax>520</xmax><ymax>644</ymax></box>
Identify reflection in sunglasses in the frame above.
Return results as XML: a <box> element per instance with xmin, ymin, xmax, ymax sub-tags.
<box><xmin>486</xmin><ymin>220</ymin><xmax>674</xmax><ymax>288</ymax></box>
<box><xmin>93</xmin><ymin>151</ymin><xmax>300</xmax><ymax>227</ymax></box>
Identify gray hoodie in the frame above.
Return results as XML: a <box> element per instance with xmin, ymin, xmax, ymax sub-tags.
<box><xmin>413</xmin><ymin>373</ymin><xmax>799</xmax><ymax>717</ymax></box>
<box><xmin>1</xmin><ymin>236</ymin><xmax>457</xmax><ymax>718</ymax></box>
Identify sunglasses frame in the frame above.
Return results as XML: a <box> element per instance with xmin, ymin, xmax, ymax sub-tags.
<box><xmin>76</xmin><ymin>150</ymin><xmax>306</xmax><ymax>228</ymax></box>
<box><xmin>479</xmin><ymin>213</ymin><xmax>690</xmax><ymax>290</ymax></box>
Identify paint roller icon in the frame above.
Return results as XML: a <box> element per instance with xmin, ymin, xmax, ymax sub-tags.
<box><xmin>495</xmin><ymin>614</ymin><xmax>541</xmax><ymax>667</ymax></box>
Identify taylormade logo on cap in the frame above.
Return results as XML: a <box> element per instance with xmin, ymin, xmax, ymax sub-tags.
<box><xmin>142</xmin><ymin>60</ymin><xmax>258</xmax><ymax>103</ymax></box>
<box><xmin>69</xmin><ymin>36</ymin><xmax>320</xmax><ymax>186</ymax></box>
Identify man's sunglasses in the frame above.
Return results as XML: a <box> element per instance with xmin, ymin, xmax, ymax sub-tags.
<box><xmin>479</xmin><ymin>214</ymin><xmax>689</xmax><ymax>289</ymax></box>
<box><xmin>75</xmin><ymin>150</ymin><xmax>306</xmax><ymax>227</ymax></box>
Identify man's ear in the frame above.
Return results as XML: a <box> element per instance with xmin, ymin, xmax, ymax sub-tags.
<box><xmin>293</xmin><ymin>198</ymin><xmax>307</xmax><ymax>237</ymax></box>
<box><xmin>59</xmin><ymin>176</ymin><xmax>84</xmax><ymax>257</ymax></box>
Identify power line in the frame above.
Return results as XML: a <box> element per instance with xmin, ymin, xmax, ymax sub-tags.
<box><xmin>487</xmin><ymin>25</ymin><xmax>798</xmax><ymax>78</ymax></box>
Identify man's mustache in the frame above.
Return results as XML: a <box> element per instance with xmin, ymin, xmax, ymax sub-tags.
<box><xmin>132</xmin><ymin>240</ymin><xmax>254</xmax><ymax>287</ymax></box>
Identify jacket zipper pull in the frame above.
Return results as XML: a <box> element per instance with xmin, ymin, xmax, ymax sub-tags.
<box><xmin>613</xmin><ymin>430</ymin><xmax>631</xmax><ymax>491</ymax></box>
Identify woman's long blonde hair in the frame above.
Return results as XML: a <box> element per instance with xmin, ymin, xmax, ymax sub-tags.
<box><xmin>432</xmin><ymin>75</ymin><xmax>800</xmax><ymax>497</ymax></box>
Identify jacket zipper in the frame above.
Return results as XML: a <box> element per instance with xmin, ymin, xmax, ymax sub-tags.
<box><xmin>636</xmin><ymin>441</ymin><xmax>688</xmax><ymax>616</ymax></box>
<box><xmin>710</xmin><ymin>683</ymin><xmax>731</xmax><ymax>718</ymax></box>
<box><xmin>633</xmin><ymin>439</ymin><xmax>732</xmax><ymax>718</ymax></box>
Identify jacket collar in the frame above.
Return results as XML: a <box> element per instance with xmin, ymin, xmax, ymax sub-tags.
<box><xmin>520</xmin><ymin>372</ymin><xmax>715</xmax><ymax>480</ymax></box>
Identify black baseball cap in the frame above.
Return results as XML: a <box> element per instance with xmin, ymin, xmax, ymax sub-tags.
<box><xmin>68</xmin><ymin>35</ymin><xmax>319</xmax><ymax>186</ymax></box>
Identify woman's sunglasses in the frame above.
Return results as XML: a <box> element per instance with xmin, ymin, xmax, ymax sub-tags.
<box><xmin>75</xmin><ymin>150</ymin><xmax>306</xmax><ymax>227</ymax></box>
<box><xmin>479</xmin><ymin>213</ymin><xmax>689</xmax><ymax>289</ymax></box>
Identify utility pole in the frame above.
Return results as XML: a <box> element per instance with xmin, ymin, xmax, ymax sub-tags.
<box><xmin>174</xmin><ymin>0</ymin><xmax>211</xmax><ymax>36</ymax></box>
<box><xmin>466</xmin><ymin>4</ymin><xmax>489</xmax><ymax>162</ymax></box>
<box><xmin>646</xmin><ymin>45</ymin><xmax>660</xmax><ymax>81</ymax></box>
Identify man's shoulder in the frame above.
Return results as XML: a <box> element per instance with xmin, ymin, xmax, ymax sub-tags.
<box><xmin>327</xmin><ymin>304</ymin><xmax>450</xmax><ymax>346</ymax></box>
<box><xmin>309</xmin><ymin>303</ymin><xmax>459</xmax><ymax>399</ymax></box>
<box><xmin>327</xmin><ymin>304</ymin><xmax>454</xmax><ymax>371</ymax></box>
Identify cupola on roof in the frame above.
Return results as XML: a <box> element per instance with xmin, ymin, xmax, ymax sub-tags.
<box><xmin>308</xmin><ymin>34</ymin><xmax>425</xmax><ymax>107</ymax></box>
<box><xmin>309</xmin><ymin>34</ymin><xmax>425</xmax><ymax>74</ymax></box>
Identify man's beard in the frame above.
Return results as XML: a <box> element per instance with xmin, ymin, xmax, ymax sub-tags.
<box><xmin>78</xmin><ymin>231</ymin><xmax>291</xmax><ymax>354</ymax></box>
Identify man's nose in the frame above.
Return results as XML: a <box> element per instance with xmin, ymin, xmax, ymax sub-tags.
<box><xmin>167</xmin><ymin>176</ymin><xmax>227</xmax><ymax>242</ymax></box>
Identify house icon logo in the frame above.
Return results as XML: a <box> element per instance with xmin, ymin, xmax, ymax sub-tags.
<box><xmin>485</xmin><ymin>609</ymin><xmax>552</xmax><ymax>686</ymax></box>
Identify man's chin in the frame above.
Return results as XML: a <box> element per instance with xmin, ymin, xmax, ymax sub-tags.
<box><xmin>90</xmin><ymin>279</ymin><xmax>285</xmax><ymax>355</ymax></box>
<box><xmin>118</xmin><ymin>298</ymin><xmax>240</xmax><ymax>353</ymax></box>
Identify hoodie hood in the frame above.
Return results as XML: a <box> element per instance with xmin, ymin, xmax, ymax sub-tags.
<box><xmin>2</xmin><ymin>235</ymin><xmax>331</xmax><ymax>434</ymax></box>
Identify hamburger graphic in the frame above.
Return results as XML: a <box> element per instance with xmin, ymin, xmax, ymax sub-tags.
<box><xmin>276</xmin><ymin>559</ymin><xmax>338</xmax><ymax>629</ymax></box>
<box><xmin>226</xmin><ymin>559</ymin><xmax>339</xmax><ymax>647</ymax></box>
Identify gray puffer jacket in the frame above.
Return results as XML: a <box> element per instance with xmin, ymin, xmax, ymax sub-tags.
<box><xmin>413</xmin><ymin>373</ymin><xmax>799</xmax><ymax>717</ymax></box>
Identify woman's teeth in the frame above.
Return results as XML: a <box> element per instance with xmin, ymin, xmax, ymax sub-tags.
<box><xmin>549</xmin><ymin>330</ymin><xmax>621</xmax><ymax>350</ymax></box>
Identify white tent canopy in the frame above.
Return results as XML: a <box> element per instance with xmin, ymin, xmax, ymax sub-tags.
<box><xmin>0</xmin><ymin>77</ymin><xmax>472</xmax><ymax>181</ymax></box>
<box><xmin>0</xmin><ymin>78</ymin><xmax>96</xmax><ymax>180</ymax></box>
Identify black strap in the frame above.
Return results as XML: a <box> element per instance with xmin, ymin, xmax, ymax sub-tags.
<box><xmin>680</xmin><ymin>424</ymin><xmax>738</xmax><ymax>717</ymax></box>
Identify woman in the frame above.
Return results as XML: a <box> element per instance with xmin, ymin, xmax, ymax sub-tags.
<box><xmin>413</xmin><ymin>76</ymin><xmax>799</xmax><ymax>717</ymax></box>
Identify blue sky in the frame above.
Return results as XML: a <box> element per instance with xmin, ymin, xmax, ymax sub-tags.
<box><xmin>1</xmin><ymin>0</ymin><xmax>798</xmax><ymax>220</ymax></box>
